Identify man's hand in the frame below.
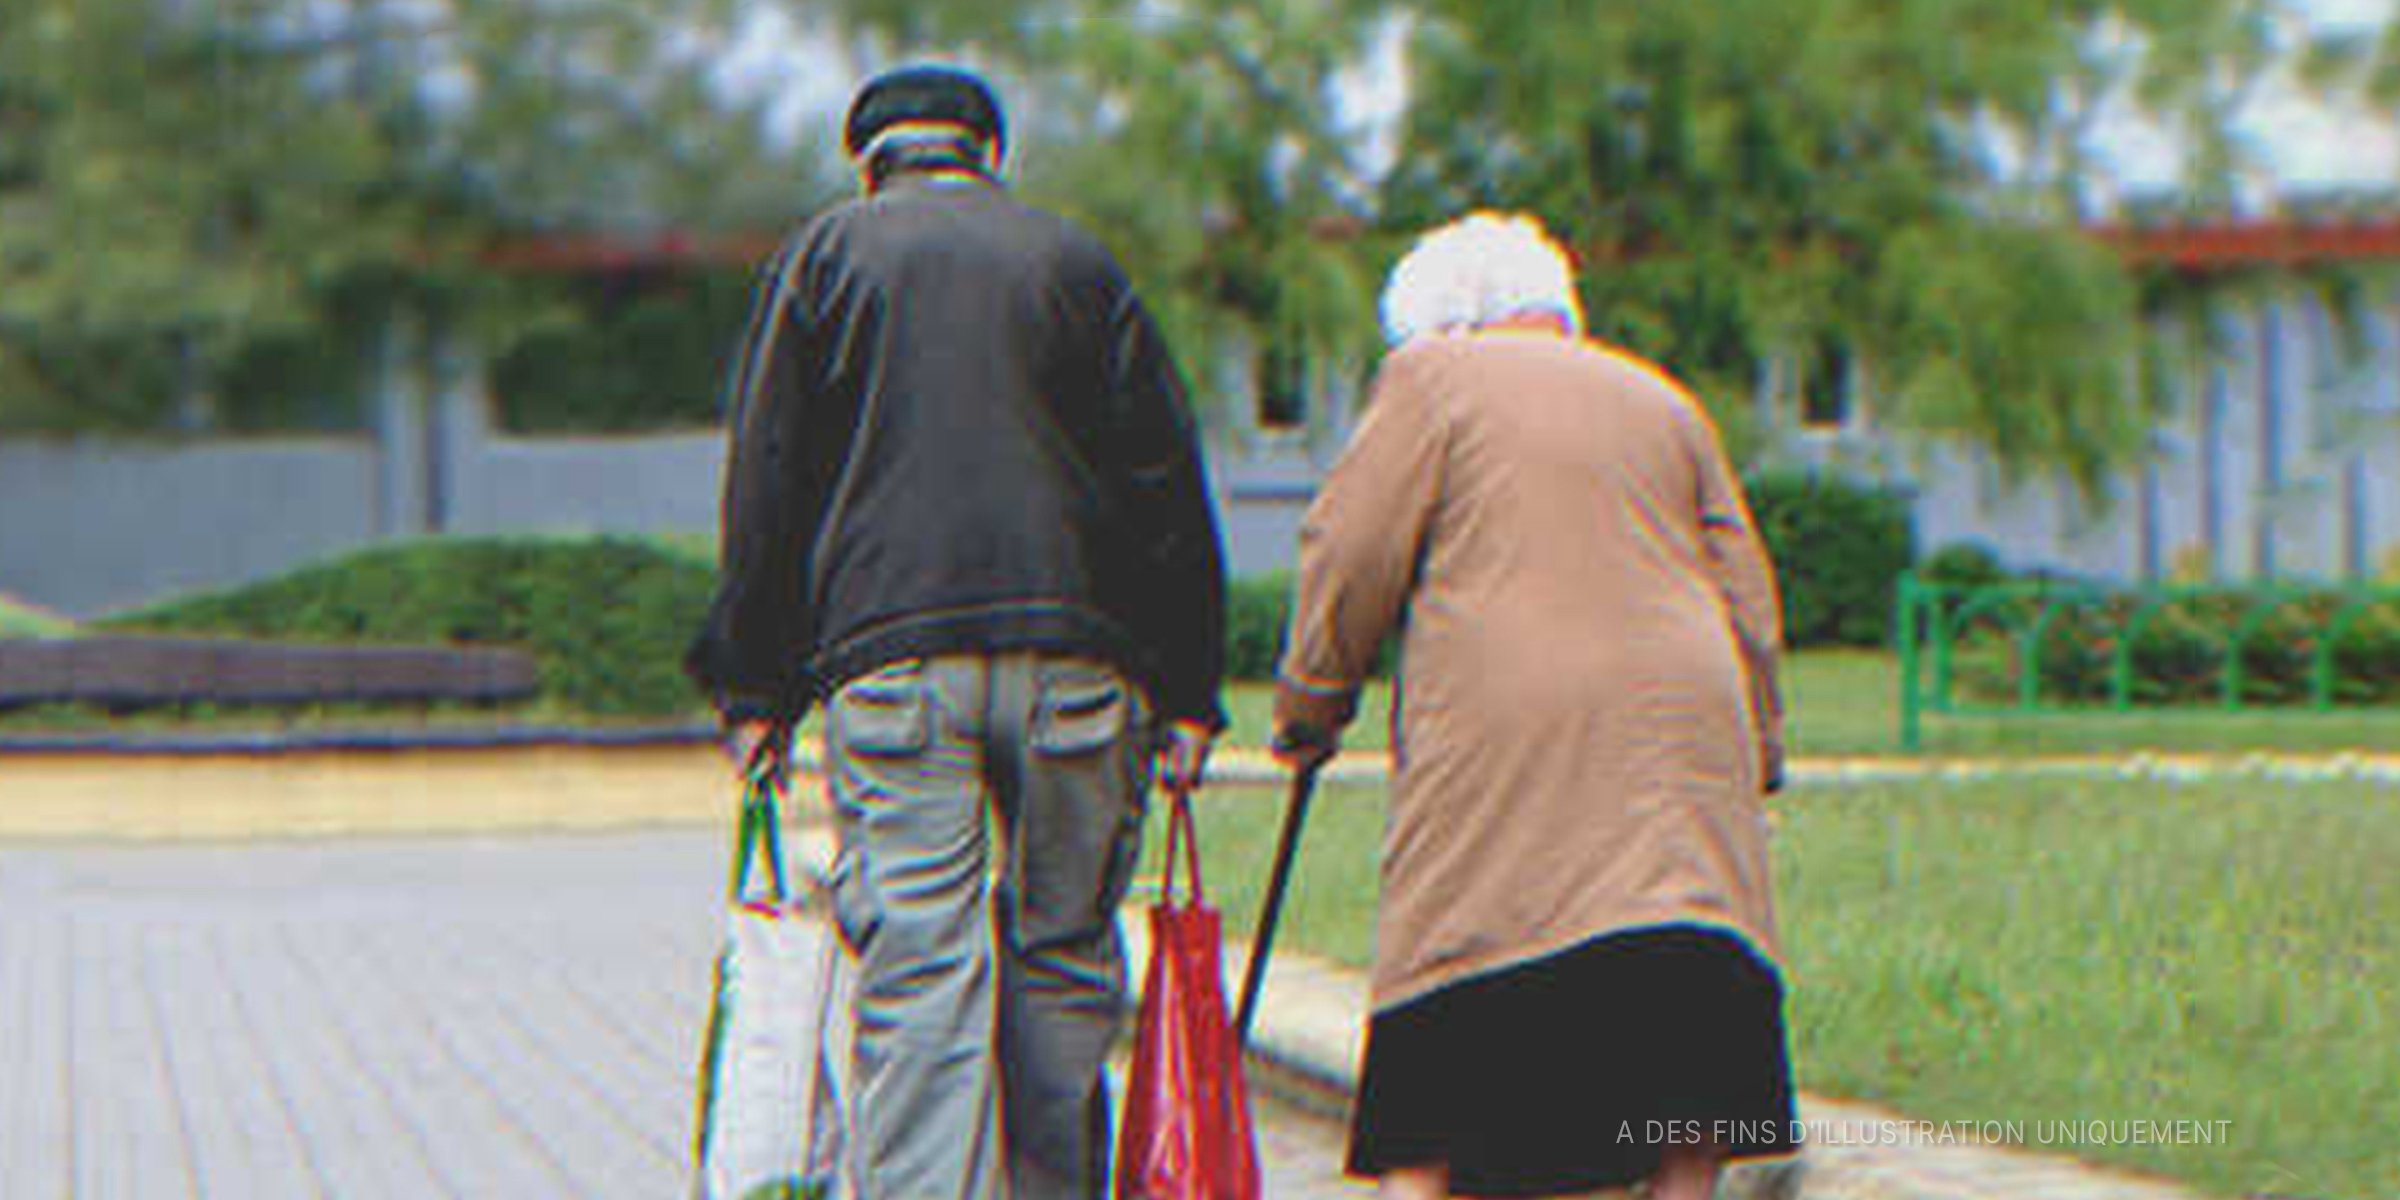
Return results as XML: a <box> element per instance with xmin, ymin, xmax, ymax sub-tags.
<box><xmin>1270</xmin><ymin>720</ymin><xmax>1338</xmax><ymax>772</ymax></box>
<box><xmin>1156</xmin><ymin>720</ymin><xmax>1215</xmax><ymax>793</ymax></box>
<box><xmin>724</xmin><ymin>718</ymin><xmax>793</xmax><ymax>787</ymax></box>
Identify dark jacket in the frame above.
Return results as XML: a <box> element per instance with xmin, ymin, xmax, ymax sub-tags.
<box><xmin>685</xmin><ymin>173</ymin><xmax>1227</xmax><ymax>729</ymax></box>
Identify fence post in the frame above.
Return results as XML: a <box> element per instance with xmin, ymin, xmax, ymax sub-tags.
<box><xmin>1897</xmin><ymin>573</ymin><xmax>1924</xmax><ymax>752</ymax></box>
<box><xmin>2315</xmin><ymin>597</ymin><xmax>2373</xmax><ymax>710</ymax></box>
<box><xmin>2019</xmin><ymin>599</ymin><xmax>2055</xmax><ymax>712</ymax></box>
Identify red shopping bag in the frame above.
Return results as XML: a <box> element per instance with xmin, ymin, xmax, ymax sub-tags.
<box><xmin>1115</xmin><ymin>784</ymin><xmax>1261</xmax><ymax>1200</ymax></box>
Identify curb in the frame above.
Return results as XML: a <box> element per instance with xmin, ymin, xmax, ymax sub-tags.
<box><xmin>0</xmin><ymin>723</ymin><xmax>719</xmax><ymax>757</ymax></box>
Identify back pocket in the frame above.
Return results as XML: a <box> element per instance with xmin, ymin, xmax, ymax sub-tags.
<box><xmin>833</xmin><ymin>660</ymin><xmax>929</xmax><ymax>756</ymax></box>
<box><xmin>1030</xmin><ymin>669</ymin><xmax>1129</xmax><ymax>756</ymax></box>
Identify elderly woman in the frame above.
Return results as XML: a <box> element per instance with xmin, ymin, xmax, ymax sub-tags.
<box><xmin>1273</xmin><ymin>213</ymin><xmax>1796</xmax><ymax>1200</ymax></box>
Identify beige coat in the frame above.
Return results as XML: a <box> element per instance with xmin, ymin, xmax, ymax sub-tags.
<box><xmin>1276</xmin><ymin>330</ymin><xmax>1787</xmax><ymax>1011</ymax></box>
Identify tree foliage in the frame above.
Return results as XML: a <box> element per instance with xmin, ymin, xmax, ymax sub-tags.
<box><xmin>815</xmin><ymin>0</ymin><xmax>1396</xmax><ymax>400</ymax></box>
<box><xmin>1</xmin><ymin>0</ymin><xmax>407</xmax><ymax>430</ymax></box>
<box><xmin>4</xmin><ymin>0</ymin><xmax>2385</xmax><ymax>483</ymax></box>
<box><xmin>1378</xmin><ymin>0</ymin><xmax>2324</xmax><ymax>490</ymax></box>
<box><xmin>819</xmin><ymin>0</ymin><xmax>2370</xmax><ymax>486</ymax></box>
<box><xmin>0</xmin><ymin>0</ymin><xmax>818</xmax><ymax>434</ymax></box>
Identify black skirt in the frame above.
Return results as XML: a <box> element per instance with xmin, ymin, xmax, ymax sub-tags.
<box><xmin>1347</xmin><ymin>924</ymin><xmax>1799</xmax><ymax>1197</ymax></box>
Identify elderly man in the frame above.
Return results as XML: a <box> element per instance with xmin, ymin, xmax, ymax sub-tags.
<box><xmin>686</xmin><ymin>64</ymin><xmax>1227</xmax><ymax>1200</ymax></box>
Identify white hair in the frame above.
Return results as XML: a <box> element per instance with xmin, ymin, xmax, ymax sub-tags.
<box><xmin>1378</xmin><ymin>212</ymin><xmax>1585</xmax><ymax>348</ymax></box>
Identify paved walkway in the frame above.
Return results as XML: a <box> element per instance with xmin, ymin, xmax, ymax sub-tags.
<box><xmin>0</xmin><ymin>831</ymin><xmax>1375</xmax><ymax>1199</ymax></box>
<box><xmin>0</xmin><ymin>827</ymin><xmax>2226</xmax><ymax>1200</ymax></box>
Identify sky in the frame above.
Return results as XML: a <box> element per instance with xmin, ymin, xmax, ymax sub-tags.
<box><xmin>2089</xmin><ymin>0</ymin><xmax>2400</xmax><ymax>203</ymax></box>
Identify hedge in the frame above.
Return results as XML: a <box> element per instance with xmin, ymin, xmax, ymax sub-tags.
<box><xmin>1745</xmin><ymin>471</ymin><xmax>1917</xmax><ymax>648</ymax></box>
<box><xmin>1224</xmin><ymin>572</ymin><xmax>1296</xmax><ymax>681</ymax></box>
<box><xmin>1</xmin><ymin>595</ymin><xmax>74</xmax><ymax>640</ymax></box>
<box><xmin>101</xmin><ymin>537</ymin><xmax>716</xmax><ymax>717</ymax></box>
<box><xmin>1941</xmin><ymin>587</ymin><xmax>2400</xmax><ymax>708</ymax></box>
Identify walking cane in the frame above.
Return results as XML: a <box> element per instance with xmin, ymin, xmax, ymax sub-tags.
<box><xmin>1234</xmin><ymin>759</ymin><xmax>1322</xmax><ymax>1048</ymax></box>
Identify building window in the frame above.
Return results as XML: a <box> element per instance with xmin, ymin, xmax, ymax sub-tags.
<box><xmin>1798</xmin><ymin>336</ymin><xmax>1853</xmax><ymax>431</ymax></box>
<box><xmin>1255</xmin><ymin>339</ymin><xmax>1308</xmax><ymax>431</ymax></box>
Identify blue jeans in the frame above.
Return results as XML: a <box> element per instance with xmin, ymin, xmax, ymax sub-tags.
<box><xmin>823</xmin><ymin>652</ymin><xmax>1152</xmax><ymax>1199</ymax></box>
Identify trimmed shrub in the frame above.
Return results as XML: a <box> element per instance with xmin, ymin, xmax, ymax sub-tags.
<box><xmin>1950</xmin><ymin>587</ymin><xmax>2400</xmax><ymax>709</ymax></box>
<box><xmin>100</xmin><ymin>537</ymin><xmax>716</xmax><ymax>717</ymax></box>
<box><xmin>1222</xmin><ymin>572</ymin><xmax>1402</xmax><ymax>682</ymax></box>
<box><xmin>1745</xmin><ymin>471</ymin><xmax>1917</xmax><ymax>648</ymax></box>
<box><xmin>0</xmin><ymin>595</ymin><xmax>74</xmax><ymax>639</ymax></box>
<box><xmin>1918</xmin><ymin>541</ymin><xmax>2010</xmax><ymax>593</ymax></box>
<box><xmin>489</xmin><ymin>271</ymin><xmax>756</xmax><ymax>434</ymax></box>
<box><xmin>1225</xmin><ymin>572</ymin><xmax>1294</xmax><ymax>681</ymax></box>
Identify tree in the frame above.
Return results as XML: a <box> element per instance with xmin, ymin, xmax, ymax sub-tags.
<box><xmin>0</xmin><ymin>0</ymin><xmax>821</xmax><ymax>434</ymax></box>
<box><xmin>0</xmin><ymin>0</ymin><xmax>412</xmax><ymax>431</ymax></box>
<box><xmin>1378</xmin><ymin>0</ymin><xmax>2323</xmax><ymax>489</ymax></box>
<box><xmin>819</xmin><ymin>0</ymin><xmax>2354</xmax><ymax>486</ymax></box>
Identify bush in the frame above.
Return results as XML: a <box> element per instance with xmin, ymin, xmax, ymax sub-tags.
<box><xmin>489</xmin><ymin>271</ymin><xmax>756</xmax><ymax>434</ymax></box>
<box><xmin>1918</xmin><ymin>541</ymin><xmax>2010</xmax><ymax>593</ymax></box>
<box><xmin>1225</xmin><ymin>572</ymin><xmax>1294</xmax><ymax>681</ymax></box>
<box><xmin>1948</xmin><ymin>587</ymin><xmax>2400</xmax><ymax>709</ymax></box>
<box><xmin>1222</xmin><ymin>573</ymin><xmax>1402</xmax><ymax>682</ymax></box>
<box><xmin>101</xmin><ymin>537</ymin><xmax>716</xmax><ymax>717</ymax></box>
<box><xmin>0</xmin><ymin>595</ymin><xmax>73</xmax><ymax>639</ymax></box>
<box><xmin>1745</xmin><ymin>471</ymin><xmax>1917</xmax><ymax>648</ymax></box>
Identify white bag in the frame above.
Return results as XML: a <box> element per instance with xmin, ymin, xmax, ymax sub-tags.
<box><xmin>694</xmin><ymin>776</ymin><xmax>856</xmax><ymax>1200</ymax></box>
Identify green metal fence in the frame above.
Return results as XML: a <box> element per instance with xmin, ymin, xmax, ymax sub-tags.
<box><xmin>1894</xmin><ymin>574</ymin><xmax>2400</xmax><ymax>751</ymax></box>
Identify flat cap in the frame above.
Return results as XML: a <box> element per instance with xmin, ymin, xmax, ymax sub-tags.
<box><xmin>843</xmin><ymin>65</ymin><xmax>1006</xmax><ymax>160</ymax></box>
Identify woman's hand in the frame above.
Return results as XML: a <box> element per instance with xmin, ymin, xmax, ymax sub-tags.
<box><xmin>1270</xmin><ymin>720</ymin><xmax>1339</xmax><ymax>771</ymax></box>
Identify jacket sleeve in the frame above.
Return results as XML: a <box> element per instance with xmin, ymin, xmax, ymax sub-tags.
<box><xmin>1101</xmin><ymin>284</ymin><xmax>1229</xmax><ymax>732</ymax></box>
<box><xmin>1685</xmin><ymin>404</ymin><xmax>1787</xmax><ymax>790</ymax></box>
<box><xmin>1275</xmin><ymin>349</ymin><xmax>1445</xmax><ymax>738</ymax></box>
<box><xmin>684</xmin><ymin>235</ymin><xmax>839</xmax><ymax>724</ymax></box>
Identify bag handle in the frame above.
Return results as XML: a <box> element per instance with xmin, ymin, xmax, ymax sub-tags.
<box><xmin>730</xmin><ymin>772</ymin><xmax>790</xmax><ymax>903</ymax></box>
<box><xmin>1159</xmin><ymin>781</ymin><xmax>1206</xmax><ymax>907</ymax></box>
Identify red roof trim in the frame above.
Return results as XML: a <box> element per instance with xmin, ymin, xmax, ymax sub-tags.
<box><xmin>482</xmin><ymin>217</ymin><xmax>2400</xmax><ymax>274</ymax></box>
<box><xmin>2093</xmin><ymin>217</ymin><xmax>2400</xmax><ymax>271</ymax></box>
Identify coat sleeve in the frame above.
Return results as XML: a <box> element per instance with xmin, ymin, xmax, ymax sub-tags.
<box><xmin>1685</xmin><ymin>405</ymin><xmax>1787</xmax><ymax>790</ymax></box>
<box><xmin>1275</xmin><ymin>349</ymin><xmax>1446</xmax><ymax>737</ymax></box>
<box><xmin>1102</xmin><ymin>284</ymin><xmax>1229</xmax><ymax>732</ymax></box>
<box><xmin>683</xmin><ymin>235</ymin><xmax>842</xmax><ymax>724</ymax></box>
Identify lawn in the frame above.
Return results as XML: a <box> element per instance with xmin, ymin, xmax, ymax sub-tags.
<box><xmin>1221</xmin><ymin>648</ymin><xmax>2400</xmax><ymax>758</ymax></box>
<box><xmin>1158</xmin><ymin>776</ymin><xmax>2399</xmax><ymax>1199</ymax></box>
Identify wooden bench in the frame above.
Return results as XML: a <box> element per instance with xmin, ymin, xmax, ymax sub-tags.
<box><xmin>0</xmin><ymin>636</ymin><xmax>539</xmax><ymax>711</ymax></box>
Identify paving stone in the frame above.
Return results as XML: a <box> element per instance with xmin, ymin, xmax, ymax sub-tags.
<box><xmin>0</xmin><ymin>832</ymin><xmax>1378</xmax><ymax>1198</ymax></box>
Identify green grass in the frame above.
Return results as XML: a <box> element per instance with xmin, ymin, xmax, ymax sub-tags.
<box><xmin>1148</xmin><ymin>781</ymin><xmax>1389</xmax><ymax>977</ymax></box>
<box><xmin>1221</xmin><ymin>648</ymin><xmax>2400</xmax><ymax>758</ymax></box>
<box><xmin>1793</xmin><ymin>648</ymin><xmax>2400</xmax><ymax>757</ymax></box>
<box><xmin>1220</xmin><ymin>680</ymin><xmax>1394</xmax><ymax>752</ymax></box>
<box><xmin>1160</xmin><ymin>778</ymin><xmax>2400</xmax><ymax>1199</ymax></box>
